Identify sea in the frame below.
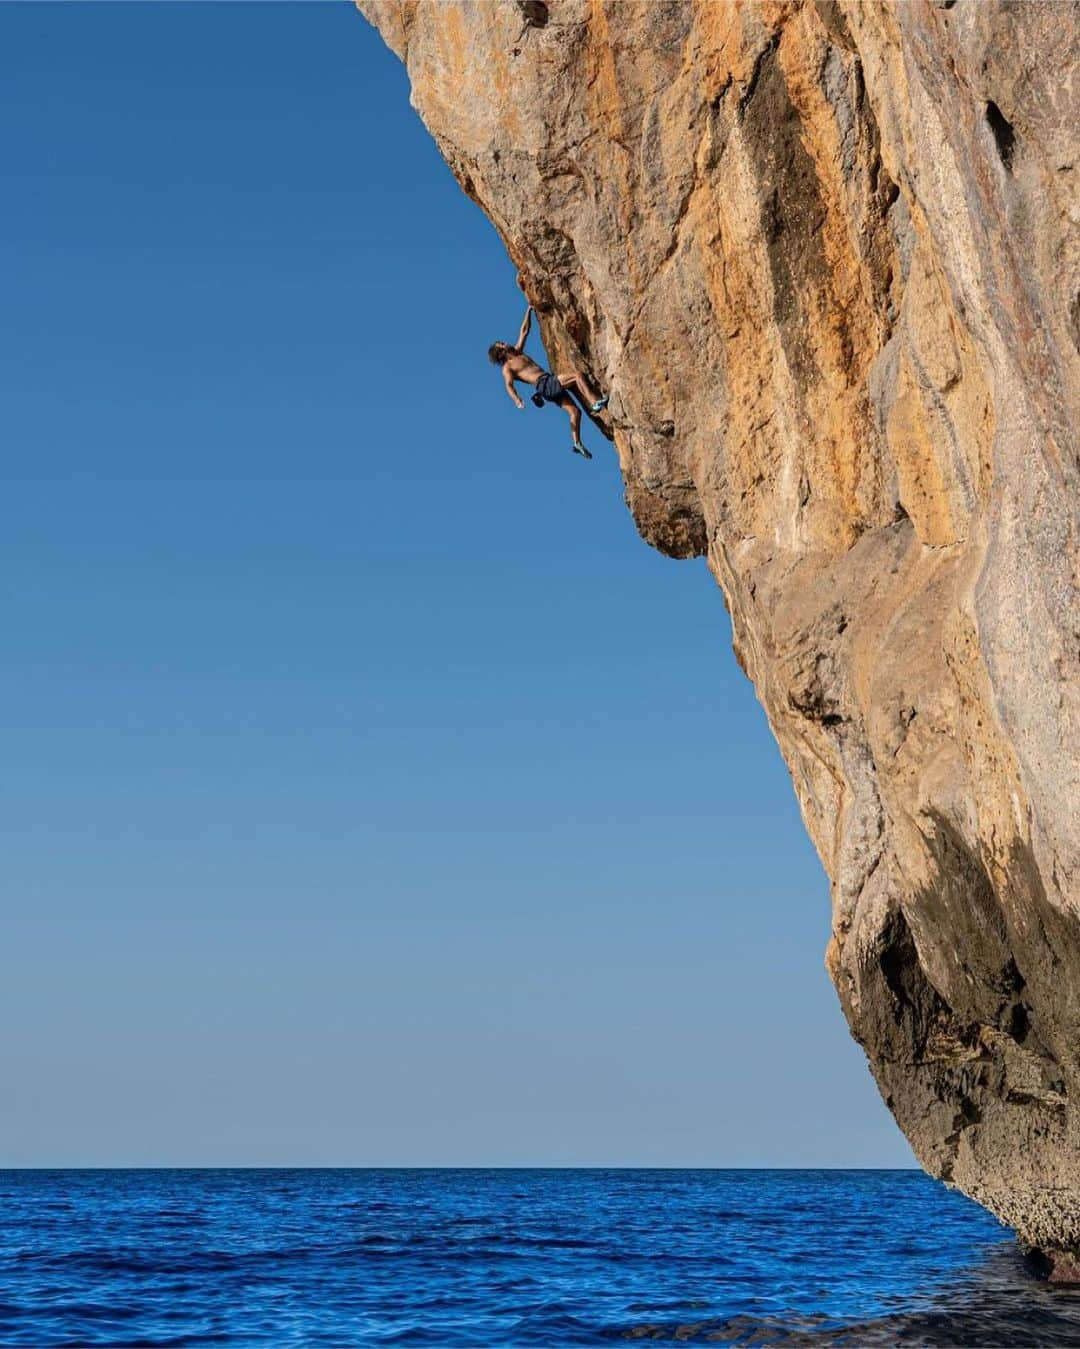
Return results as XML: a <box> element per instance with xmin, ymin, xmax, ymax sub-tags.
<box><xmin>2</xmin><ymin>1168</ymin><xmax>1079</xmax><ymax>1346</ymax></box>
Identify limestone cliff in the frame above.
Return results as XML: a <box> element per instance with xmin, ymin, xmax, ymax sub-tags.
<box><xmin>358</xmin><ymin>0</ymin><xmax>1080</xmax><ymax>1273</ymax></box>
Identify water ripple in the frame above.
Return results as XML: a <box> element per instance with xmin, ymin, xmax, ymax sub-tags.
<box><xmin>0</xmin><ymin>1170</ymin><xmax>1078</xmax><ymax>1345</ymax></box>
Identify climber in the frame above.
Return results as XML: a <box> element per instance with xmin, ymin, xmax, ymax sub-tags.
<box><xmin>488</xmin><ymin>302</ymin><xmax>609</xmax><ymax>460</ymax></box>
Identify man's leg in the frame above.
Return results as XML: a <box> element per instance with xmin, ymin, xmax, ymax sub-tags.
<box><xmin>558</xmin><ymin>395</ymin><xmax>592</xmax><ymax>459</ymax></box>
<box><xmin>558</xmin><ymin>370</ymin><xmax>608</xmax><ymax>414</ymax></box>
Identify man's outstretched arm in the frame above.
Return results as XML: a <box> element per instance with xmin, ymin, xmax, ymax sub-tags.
<box><xmin>515</xmin><ymin>304</ymin><xmax>533</xmax><ymax>352</ymax></box>
<box><xmin>503</xmin><ymin>362</ymin><xmax>525</xmax><ymax>409</ymax></box>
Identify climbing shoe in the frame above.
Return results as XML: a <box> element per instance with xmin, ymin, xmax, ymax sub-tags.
<box><xmin>572</xmin><ymin>441</ymin><xmax>593</xmax><ymax>459</ymax></box>
<box><xmin>590</xmin><ymin>396</ymin><xmax>609</xmax><ymax>414</ymax></box>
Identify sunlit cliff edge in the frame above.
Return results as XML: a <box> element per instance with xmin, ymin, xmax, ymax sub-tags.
<box><xmin>357</xmin><ymin>0</ymin><xmax>1080</xmax><ymax>1275</ymax></box>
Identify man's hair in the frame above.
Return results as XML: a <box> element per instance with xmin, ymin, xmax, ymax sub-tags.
<box><xmin>488</xmin><ymin>341</ymin><xmax>516</xmax><ymax>365</ymax></box>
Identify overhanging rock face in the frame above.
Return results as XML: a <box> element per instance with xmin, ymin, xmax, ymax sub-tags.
<box><xmin>358</xmin><ymin>0</ymin><xmax>1080</xmax><ymax>1272</ymax></box>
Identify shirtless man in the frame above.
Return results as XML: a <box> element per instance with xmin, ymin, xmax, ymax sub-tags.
<box><xmin>488</xmin><ymin>303</ymin><xmax>609</xmax><ymax>459</ymax></box>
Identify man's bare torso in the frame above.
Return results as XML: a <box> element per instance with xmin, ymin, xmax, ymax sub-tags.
<box><xmin>504</xmin><ymin>351</ymin><xmax>544</xmax><ymax>386</ymax></box>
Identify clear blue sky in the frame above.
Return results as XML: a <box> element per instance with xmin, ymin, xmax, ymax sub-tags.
<box><xmin>1</xmin><ymin>2</ymin><xmax>909</xmax><ymax>1167</ymax></box>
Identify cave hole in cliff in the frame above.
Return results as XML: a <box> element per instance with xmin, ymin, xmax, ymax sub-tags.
<box><xmin>985</xmin><ymin>101</ymin><xmax>1015</xmax><ymax>171</ymax></box>
<box><xmin>517</xmin><ymin>0</ymin><xmax>549</xmax><ymax>28</ymax></box>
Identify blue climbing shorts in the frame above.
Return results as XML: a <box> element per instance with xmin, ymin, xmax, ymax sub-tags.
<box><xmin>532</xmin><ymin>372</ymin><xmax>565</xmax><ymax>406</ymax></box>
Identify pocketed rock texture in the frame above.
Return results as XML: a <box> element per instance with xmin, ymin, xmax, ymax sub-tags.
<box><xmin>358</xmin><ymin>0</ymin><xmax>1080</xmax><ymax>1273</ymax></box>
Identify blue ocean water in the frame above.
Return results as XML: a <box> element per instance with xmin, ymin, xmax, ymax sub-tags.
<box><xmin>1</xmin><ymin>1169</ymin><xmax>1079</xmax><ymax>1346</ymax></box>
